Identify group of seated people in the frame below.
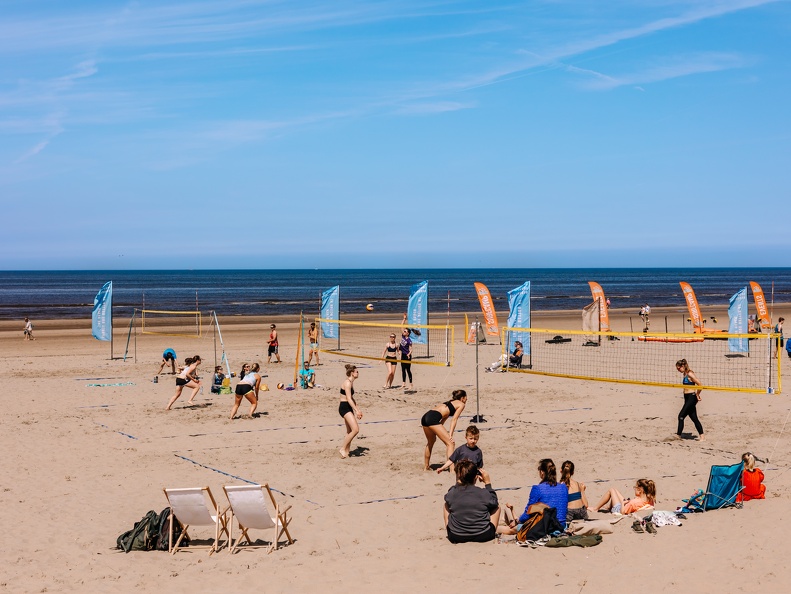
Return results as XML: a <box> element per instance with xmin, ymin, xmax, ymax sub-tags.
<box><xmin>442</xmin><ymin>435</ymin><xmax>766</xmax><ymax>544</ymax></box>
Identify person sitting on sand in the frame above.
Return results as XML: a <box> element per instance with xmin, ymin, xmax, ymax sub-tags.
<box><xmin>501</xmin><ymin>458</ymin><xmax>568</xmax><ymax>533</ymax></box>
<box><xmin>211</xmin><ymin>365</ymin><xmax>225</xmax><ymax>394</ymax></box>
<box><xmin>737</xmin><ymin>452</ymin><xmax>766</xmax><ymax>502</ymax></box>
<box><xmin>589</xmin><ymin>479</ymin><xmax>656</xmax><ymax>515</ymax></box>
<box><xmin>299</xmin><ymin>360</ymin><xmax>315</xmax><ymax>389</ymax></box>
<box><xmin>486</xmin><ymin>341</ymin><xmax>523</xmax><ymax>372</ymax></box>
<box><xmin>421</xmin><ymin>390</ymin><xmax>467</xmax><ymax>471</ymax></box>
<box><xmin>230</xmin><ymin>363</ymin><xmax>260</xmax><ymax>419</ymax></box>
<box><xmin>437</xmin><ymin>425</ymin><xmax>483</xmax><ymax>474</ymax></box>
<box><xmin>561</xmin><ymin>460</ymin><xmax>589</xmax><ymax>521</ymax></box>
<box><xmin>444</xmin><ymin>460</ymin><xmax>507</xmax><ymax>544</ymax></box>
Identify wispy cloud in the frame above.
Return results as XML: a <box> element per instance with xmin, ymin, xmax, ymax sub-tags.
<box><xmin>396</xmin><ymin>100</ymin><xmax>477</xmax><ymax>114</ymax></box>
<box><xmin>575</xmin><ymin>52</ymin><xmax>748</xmax><ymax>90</ymax></box>
<box><xmin>425</xmin><ymin>0</ymin><xmax>781</xmax><ymax>94</ymax></box>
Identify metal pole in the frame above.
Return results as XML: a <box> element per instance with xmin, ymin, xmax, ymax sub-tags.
<box><xmin>337</xmin><ymin>288</ymin><xmax>341</xmax><ymax>352</ymax></box>
<box><xmin>446</xmin><ymin>290</ymin><xmax>450</xmax><ymax>366</ymax></box>
<box><xmin>665</xmin><ymin>316</ymin><xmax>668</xmax><ymax>334</ymax></box>
<box><xmin>767</xmin><ymin>334</ymin><xmax>773</xmax><ymax>393</ymax></box>
<box><xmin>426</xmin><ymin>284</ymin><xmax>430</xmax><ymax>358</ymax></box>
<box><xmin>475</xmin><ymin>320</ymin><xmax>479</xmax><ymax>419</ymax></box>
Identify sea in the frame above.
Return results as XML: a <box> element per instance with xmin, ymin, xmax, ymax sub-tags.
<box><xmin>1</xmin><ymin>268</ymin><xmax>790</xmax><ymax>321</ymax></box>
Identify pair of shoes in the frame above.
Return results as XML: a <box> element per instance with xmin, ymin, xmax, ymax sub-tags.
<box><xmin>645</xmin><ymin>519</ymin><xmax>657</xmax><ymax>534</ymax></box>
<box><xmin>631</xmin><ymin>520</ymin><xmax>644</xmax><ymax>533</ymax></box>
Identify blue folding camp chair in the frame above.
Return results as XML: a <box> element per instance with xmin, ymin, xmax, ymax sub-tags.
<box><xmin>682</xmin><ymin>462</ymin><xmax>744</xmax><ymax>512</ymax></box>
<box><xmin>703</xmin><ymin>462</ymin><xmax>744</xmax><ymax>510</ymax></box>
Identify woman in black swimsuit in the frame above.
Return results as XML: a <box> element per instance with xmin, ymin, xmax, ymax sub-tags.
<box><xmin>421</xmin><ymin>389</ymin><xmax>467</xmax><ymax>471</ymax></box>
<box><xmin>381</xmin><ymin>332</ymin><xmax>399</xmax><ymax>388</ymax></box>
<box><xmin>339</xmin><ymin>364</ymin><xmax>362</xmax><ymax>458</ymax></box>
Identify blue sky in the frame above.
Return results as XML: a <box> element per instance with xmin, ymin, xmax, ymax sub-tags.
<box><xmin>2</xmin><ymin>0</ymin><xmax>790</xmax><ymax>269</ymax></box>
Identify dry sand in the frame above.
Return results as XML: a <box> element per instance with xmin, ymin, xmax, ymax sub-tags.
<box><xmin>2</xmin><ymin>308</ymin><xmax>790</xmax><ymax>593</ymax></box>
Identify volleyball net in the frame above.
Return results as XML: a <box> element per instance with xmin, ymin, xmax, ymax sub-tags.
<box><xmin>315</xmin><ymin>318</ymin><xmax>455</xmax><ymax>366</ymax></box>
<box><xmin>501</xmin><ymin>327</ymin><xmax>782</xmax><ymax>394</ymax></box>
<box><xmin>141</xmin><ymin>309</ymin><xmax>202</xmax><ymax>338</ymax></box>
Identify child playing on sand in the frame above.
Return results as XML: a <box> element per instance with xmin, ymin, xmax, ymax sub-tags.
<box><xmin>437</xmin><ymin>425</ymin><xmax>483</xmax><ymax>474</ymax></box>
<box><xmin>737</xmin><ymin>452</ymin><xmax>766</xmax><ymax>502</ymax></box>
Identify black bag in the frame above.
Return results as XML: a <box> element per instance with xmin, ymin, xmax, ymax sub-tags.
<box><xmin>155</xmin><ymin>507</ymin><xmax>189</xmax><ymax>551</ymax></box>
<box><xmin>117</xmin><ymin>510</ymin><xmax>160</xmax><ymax>553</ymax></box>
<box><xmin>517</xmin><ymin>506</ymin><xmax>564</xmax><ymax>542</ymax></box>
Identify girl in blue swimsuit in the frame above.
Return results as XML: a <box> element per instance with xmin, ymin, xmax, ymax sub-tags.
<box><xmin>675</xmin><ymin>359</ymin><xmax>704</xmax><ymax>441</ymax></box>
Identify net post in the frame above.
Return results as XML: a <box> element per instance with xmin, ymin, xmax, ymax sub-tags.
<box><xmin>471</xmin><ymin>317</ymin><xmax>485</xmax><ymax>423</ymax></box>
<box><xmin>123</xmin><ymin>310</ymin><xmax>137</xmax><ymax>362</ymax></box>
<box><xmin>767</xmin><ymin>333</ymin><xmax>773</xmax><ymax>393</ymax></box>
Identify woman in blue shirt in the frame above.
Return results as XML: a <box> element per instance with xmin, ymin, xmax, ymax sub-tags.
<box><xmin>502</xmin><ymin>458</ymin><xmax>568</xmax><ymax>532</ymax></box>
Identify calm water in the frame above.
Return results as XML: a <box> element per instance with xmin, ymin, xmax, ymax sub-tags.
<box><xmin>1</xmin><ymin>268</ymin><xmax>789</xmax><ymax>320</ymax></box>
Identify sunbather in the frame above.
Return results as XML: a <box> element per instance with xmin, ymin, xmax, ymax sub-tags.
<box><xmin>589</xmin><ymin>479</ymin><xmax>656</xmax><ymax>515</ymax></box>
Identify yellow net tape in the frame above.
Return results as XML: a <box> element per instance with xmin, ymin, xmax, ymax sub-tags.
<box><xmin>500</xmin><ymin>327</ymin><xmax>781</xmax><ymax>394</ymax></box>
<box><xmin>316</xmin><ymin>318</ymin><xmax>454</xmax><ymax>367</ymax></box>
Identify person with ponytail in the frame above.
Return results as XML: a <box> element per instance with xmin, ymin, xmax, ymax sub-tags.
<box><xmin>737</xmin><ymin>452</ymin><xmax>766</xmax><ymax>501</ymax></box>
<box><xmin>589</xmin><ymin>479</ymin><xmax>656</xmax><ymax>515</ymax></box>
<box><xmin>675</xmin><ymin>359</ymin><xmax>704</xmax><ymax>441</ymax></box>
<box><xmin>166</xmin><ymin>355</ymin><xmax>202</xmax><ymax>410</ymax></box>
<box><xmin>504</xmin><ymin>458</ymin><xmax>569</xmax><ymax>527</ymax></box>
<box><xmin>560</xmin><ymin>460</ymin><xmax>589</xmax><ymax>521</ymax></box>
<box><xmin>338</xmin><ymin>364</ymin><xmax>362</xmax><ymax>459</ymax></box>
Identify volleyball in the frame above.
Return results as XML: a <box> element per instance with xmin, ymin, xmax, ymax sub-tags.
<box><xmin>366</xmin><ymin>303</ymin><xmax>374</xmax><ymax>311</ymax></box>
<box><xmin>277</xmin><ymin>382</ymin><xmax>284</xmax><ymax>390</ymax></box>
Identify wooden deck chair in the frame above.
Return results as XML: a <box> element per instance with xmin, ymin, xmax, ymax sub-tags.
<box><xmin>223</xmin><ymin>484</ymin><xmax>294</xmax><ymax>553</ymax></box>
<box><xmin>163</xmin><ymin>487</ymin><xmax>230</xmax><ymax>555</ymax></box>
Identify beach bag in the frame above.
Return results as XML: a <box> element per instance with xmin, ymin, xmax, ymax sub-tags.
<box><xmin>117</xmin><ymin>510</ymin><xmax>160</xmax><ymax>552</ymax></box>
<box><xmin>517</xmin><ymin>506</ymin><xmax>563</xmax><ymax>543</ymax></box>
<box><xmin>155</xmin><ymin>507</ymin><xmax>189</xmax><ymax>551</ymax></box>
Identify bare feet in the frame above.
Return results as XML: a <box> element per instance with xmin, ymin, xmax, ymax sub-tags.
<box><xmin>697</xmin><ymin>434</ymin><xmax>706</xmax><ymax>441</ymax></box>
<box><xmin>339</xmin><ymin>449</ymin><xmax>348</xmax><ymax>459</ymax></box>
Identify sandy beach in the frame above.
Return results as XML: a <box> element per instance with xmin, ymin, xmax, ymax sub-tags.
<box><xmin>2</xmin><ymin>307</ymin><xmax>790</xmax><ymax>593</ymax></box>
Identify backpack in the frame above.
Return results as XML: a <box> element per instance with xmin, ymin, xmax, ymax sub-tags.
<box><xmin>155</xmin><ymin>507</ymin><xmax>189</xmax><ymax>551</ymax></box>
<box><xmin>517</xmin><ymin>506</ymin><xmax>564</xmax><ymax>543</ymax></box>
<box><xmin>117</xmin><ymin>510</ymin><xmax>160</xmax><ymax>553</ymax></box>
